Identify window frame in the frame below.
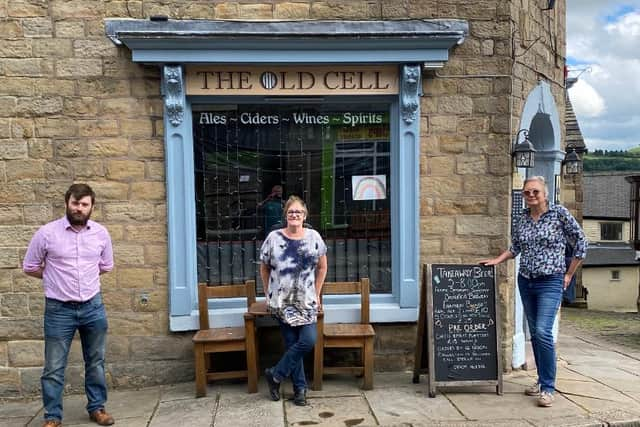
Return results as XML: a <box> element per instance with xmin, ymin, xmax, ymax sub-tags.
<box><xmin>600</xmin><ymin>222</ymin><xmax>623</xmax><ymax>241</ymax></box>
<box><xmin>332</xmin><ymin>137</ymin><xmax>391</xmax><ymax>224</ymax></box>
<box><xmin>610</xmin><ymin>270</ymin><xmax>621</xmax><ymax>281</ymax></box>
<box><xmin>167</xmin><ymin>92</ymin><xmax>421</xmax><ymax>331</ymax></box>
<box><xmin>102</xmin><ymin>19</ymin><xmax>470</xmax><ymax>331</ymax></box>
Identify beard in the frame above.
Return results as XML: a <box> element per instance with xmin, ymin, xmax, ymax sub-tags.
<box><xmin>66</xmin><ymin>207</ymin><xmax>91</xmax><ymax>226</ymax></box>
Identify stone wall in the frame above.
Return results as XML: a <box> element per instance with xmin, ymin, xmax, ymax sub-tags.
<box><xmin>583</xmin><ymin>266</ymin><xmax>639</xmax><ymax>312</ymax></box>
<box><xmin>421</xmin><ymin>0</ymin><xmax>567</xmax><ymax>372</ymax></box>
<box><xmin>0</xmin><ymin>0</ymin><xmax>566</xmax><ymax>398</ymax></box>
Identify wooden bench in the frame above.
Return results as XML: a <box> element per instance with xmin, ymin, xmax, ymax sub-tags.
<box><xmin>193</xmin><ymin>280</ymin><xmax>258</xmax><ymax>397</ymax></box>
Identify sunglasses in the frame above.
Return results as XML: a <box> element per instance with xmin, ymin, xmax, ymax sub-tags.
<box><xmin>286</xmin><ymin>210</ymin><xmax>305</xmax><ymax>217</ymax></box>
<box><xmin>522</xmin><ymin>189</ymin><xmax>541</xmax><ymax>197</ymax></box>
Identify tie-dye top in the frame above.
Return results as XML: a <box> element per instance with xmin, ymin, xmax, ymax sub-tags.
<box><xmin>260</xmin><ymin>229</ymin><xmax>327</xmax><ymax>326</ymax></box>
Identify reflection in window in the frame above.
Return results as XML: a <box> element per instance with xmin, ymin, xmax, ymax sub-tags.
<box><xmin>193</xmin><ymin>104</ymin><xmax>391</xmax><ymax>293</ymax></box>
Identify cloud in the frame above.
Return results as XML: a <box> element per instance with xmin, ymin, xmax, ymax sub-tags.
<box><xmin>567</xmin><ymin>1</ymin><xmax>640</xmax><ymax>151</ymax></box>
<box><xmin>568</xmin><ymin>80</ymin><xmax>606</xmax><ymax>118</ymax></box>
<box><xmin>605</xmin><ymin>9</ymin><xmax>640</xmax><ymax>37</ymax></box>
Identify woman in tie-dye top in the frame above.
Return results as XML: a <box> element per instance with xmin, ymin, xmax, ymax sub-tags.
<box><xmin>260</xmin><ymin>195</ymin><xmax>327</xmax><ymax>406</ymax></box>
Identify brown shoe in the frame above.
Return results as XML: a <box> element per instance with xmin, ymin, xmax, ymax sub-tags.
<box><xmin>537</xmin><ymin>391</ymin><xmax>554</xmax><ymax>407</ymax></box>
<box><xmin>89</xmin><ymin>409</ymin><xmax>114</xmax><ymax>426</ymax></box>
<box><xmin>42</xmin><ymin>420</ymin><xmax>62</xmax><ymax>427</ymax></box>
<box><xmin>524</xmin><ymin>383</ymin><xmax>540</xmax><ymax>396</ymax></box>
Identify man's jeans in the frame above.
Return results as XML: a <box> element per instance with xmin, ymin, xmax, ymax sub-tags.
<box><xmin>518</xmin><ymin>274</ymin><xmax>563</xmax><ymax>393</ymax></box>
<box><xmin>42</xmin><ymin>293</ymin><xmax>109</xmax><ymax>422</ymax></box>
<box><xmin>272</xmin><ymin>321</ymin><xmax>317</xmax><ymax>392</ymax></box>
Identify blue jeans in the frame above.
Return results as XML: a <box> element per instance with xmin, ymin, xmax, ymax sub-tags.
<box><xmin>42</xmin><ymin>293</ymin><xmax>109</xmax><ymax>422</ymax></box>
<box><xmin>272</xmin><ymin>321</ymin><xmax>317</xmax><ymax>392</ymax></box>
<box><xmin>518</xmin><ymin>274</ymin><xmax>563</xmax><ymax>393</ymax></box>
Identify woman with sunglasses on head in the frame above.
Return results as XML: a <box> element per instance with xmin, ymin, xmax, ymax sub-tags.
<box><xmin>480</xmin><ymin>176</ymin><xmax>587</xmax><ymax>408</ymax></box>
<box><xmin>260</xmin><ymin>195</ymin><xmax>327</xmax><ymax>406</ymax></box>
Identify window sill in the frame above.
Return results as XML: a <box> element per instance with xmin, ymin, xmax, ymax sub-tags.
<box><xmin>169</xmin><ymin>300</ymin><xmax>418</xmax><ymax>331</ymax></box>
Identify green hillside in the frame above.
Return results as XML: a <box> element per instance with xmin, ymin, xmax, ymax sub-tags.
<box><xmin>583</xmin><ymin>148</ymin><xmax>640</xmax><ymax>172</ymax></box>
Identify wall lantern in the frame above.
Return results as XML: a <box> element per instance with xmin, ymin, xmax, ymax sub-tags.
<box><xmin>543</xmin><ymin>0</ymin><xmax>556</xmax><ymax>10</ymax></box>
<box><xmin>562</xmin><ymin>148</ymin><xmax>582</xmax><ymax>175</ymax></box>
<box><xmin>513</xmin><ymin>129</ymin><xmax>536</xmax><ymax>168</ymax></box>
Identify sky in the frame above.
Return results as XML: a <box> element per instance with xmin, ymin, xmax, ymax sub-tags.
<box><xmin>567</xmin><ymin>0</ymin><xmax>640</xmax><ymax>152</ymax></box>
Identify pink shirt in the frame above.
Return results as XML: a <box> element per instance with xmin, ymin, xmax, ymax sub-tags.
<box><xmin>23</xmin><ymin>216</ymin><xmax>114</xmax><ymax>302</ymax></box>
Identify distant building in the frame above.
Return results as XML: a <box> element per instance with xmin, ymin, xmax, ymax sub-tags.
<box><xmin>582</xmin><ymin>172</ymin><xmax>639</xmax><ymax>312</ymax></box>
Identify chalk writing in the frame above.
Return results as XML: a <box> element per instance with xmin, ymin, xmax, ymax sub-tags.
<box><xmin>430</xmin><ymin>264</ymin><xmax>498</xmax><ymax>382</ymax></box>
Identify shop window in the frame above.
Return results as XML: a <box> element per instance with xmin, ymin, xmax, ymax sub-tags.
<box><xmin>600</xmin><ymin>222</ymin><xmax>623</xmax><ymax>241</ymax></box>
<box><xmin>193</xmin><ymin>104</ymin><xmax>391</xmax><ymax>293</ymax></box>
<box><xmin>610</xmin><ymin>270</ymin><xmax>620</xmax><ymax>281</ymax></box>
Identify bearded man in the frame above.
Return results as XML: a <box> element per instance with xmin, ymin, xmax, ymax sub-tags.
<box><xmin>23</xmin><ymin>183</ymin><xmax>115</xmax><ymax>427</ymax></box>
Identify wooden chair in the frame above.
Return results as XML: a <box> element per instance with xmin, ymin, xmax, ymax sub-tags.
<box><xmin>313</xmin><ymin>278</ymin><xmax>375</xmax><ymax>390</ymax></box>
<box><xmin>193</xmin><ymin>280</ymin><xmax>258</xmax><ymax>397</ymax></box>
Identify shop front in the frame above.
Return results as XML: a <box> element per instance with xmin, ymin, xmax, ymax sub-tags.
<box><xmin>105</xmin><ymin>19</ymin><xmax>468</xmax><ymax>330</ymax></box>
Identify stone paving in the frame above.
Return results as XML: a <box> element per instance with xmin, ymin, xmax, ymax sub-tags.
<box><xmin>2</xmin><ymin>329</ymin><xmax>640</xmax><ymax>427</ymax></box>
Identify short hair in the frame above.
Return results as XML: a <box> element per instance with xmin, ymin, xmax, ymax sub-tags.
<box><xmin>65</xmin><ymin>183</ymin><xmax>96</xmax><ymax>205</ymax></box>
<box><xmin>283</xmin><ymin>195</ymin><xmax>307</xmax><ymax>217</ymax></box>
<box><xmin>523</xmin><ymin>176</ymin><xmax>549</xmax><ymax>200</ymax></box>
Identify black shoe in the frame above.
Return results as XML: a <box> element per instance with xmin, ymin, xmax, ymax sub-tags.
<box><xmin>293</xmin><ymin>389</ymin><xmax>306</xmax><ymax>406</ymax></box>
<box><xmin>264</xmin><ymin>368</ymin><xmax>280</xmax><ymax>401</ymax></box>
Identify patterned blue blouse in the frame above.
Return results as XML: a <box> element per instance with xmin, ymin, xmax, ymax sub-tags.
<box><xmin>260</xmin><ymin>229</ymin><xmax>327</xmax><ymax>326</ymax></box>
<box><xmin>509</xmin><ymin>204</ymin><xmax>587</xmax><ymax>279</ymax></box>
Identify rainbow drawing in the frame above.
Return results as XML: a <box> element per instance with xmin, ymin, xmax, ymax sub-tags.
<box><xmin>352</xmin><ymin>175</ymin><xmax>387</xmax><ymax>200</ymax></box>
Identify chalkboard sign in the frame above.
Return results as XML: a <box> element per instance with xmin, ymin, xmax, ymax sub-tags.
<box><xmin>426</xmin><ymin>264</ymin><xmax>503</xmax><ymax>397</ymax></box>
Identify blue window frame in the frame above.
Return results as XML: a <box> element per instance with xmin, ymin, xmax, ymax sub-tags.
<box><xmin>165</xmin><ymin>92</ymin><xmax>419</xmax><ymax>331</ymax></box>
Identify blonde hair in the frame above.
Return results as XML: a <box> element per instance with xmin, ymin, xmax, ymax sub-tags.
<box><xmin>283</xmin><ymin>195</ymin><xmax>307</xmax><ymax>218</ymax></box>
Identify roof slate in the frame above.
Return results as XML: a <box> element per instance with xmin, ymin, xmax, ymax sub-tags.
<box><xmin>583</xmin><ymin>242</ymin><xmax>638</xmax><ymax>267</ymax></box>
<box><xmin>583</xmin><ymin>172</ymin><xmax>639</xmax><ymax>219</ymax></box>
<box><xmin>565</xmin><ymin>93</ymin><xmax>586</xmax><ymax>153</ymax></box>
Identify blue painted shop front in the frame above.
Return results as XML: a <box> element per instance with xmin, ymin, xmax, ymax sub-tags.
<box><xmin>105</xmin><ymin>19</ymin><xmax>468</xmax><ymax>331</ymax></box>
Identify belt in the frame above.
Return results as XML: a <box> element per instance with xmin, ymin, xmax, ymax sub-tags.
<box><xmin>47</xmin><ymin>295</ymin><xmax>97</xmax><ymax>307</ymax></box>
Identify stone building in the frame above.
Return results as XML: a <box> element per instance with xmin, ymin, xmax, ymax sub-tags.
<box><xmin>0</xmin><ymin>0</ymin><xmax>574</xmax><ymax>398</ymax></box>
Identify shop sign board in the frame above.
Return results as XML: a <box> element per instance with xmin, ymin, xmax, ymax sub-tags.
<box><xmin>186</xmin><ymin>65</ymin><xmax>398</xmax><ymax>96</ymax></box>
